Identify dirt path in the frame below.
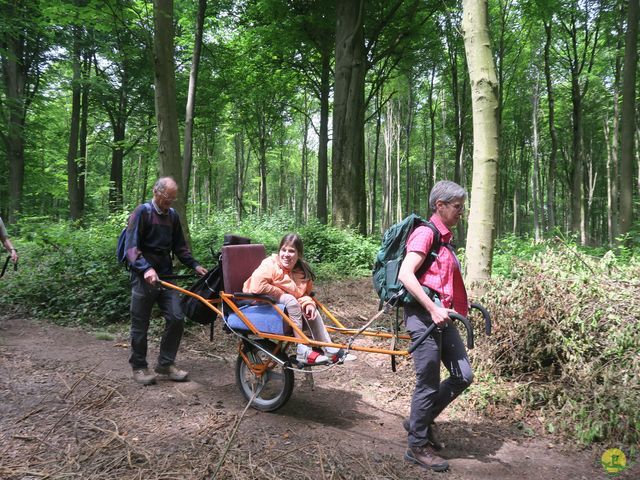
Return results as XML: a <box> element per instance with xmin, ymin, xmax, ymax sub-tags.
<box><xmin>0</xmin><ymin>279</ymin><xmax>635</xmax><ymax>479</ymax></box>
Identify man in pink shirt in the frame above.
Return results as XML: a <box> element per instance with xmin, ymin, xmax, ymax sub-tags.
<box><xmin>398</xmin><ymin>180</ymin><xmax>473</xmax><ymax>472</ymax></box>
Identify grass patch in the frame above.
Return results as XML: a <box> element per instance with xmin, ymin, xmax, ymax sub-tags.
<box><xmin>94</xmin><ymin>331</ymin><xmax>115</xmax><ymax>341</ymax></box>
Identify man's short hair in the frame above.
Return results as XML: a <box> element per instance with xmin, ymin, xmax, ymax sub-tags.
<box><xmin>153</xmin><ymin>177</ymin><xmax>177</xmax><ymax>194</ymax></box>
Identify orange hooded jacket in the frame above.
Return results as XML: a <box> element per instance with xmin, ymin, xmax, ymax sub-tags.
<box><xmin>242</xmin><ymin>254</ymin><xmax>315</xmax><ymax>309</ymax></box>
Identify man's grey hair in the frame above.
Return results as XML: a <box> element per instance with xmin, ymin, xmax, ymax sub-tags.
<box><xmin>153</xmin><ymin>177</ymin><xmax>177</xmax><ymax>193</ymax></box>
<box><xmin>429</xmin><ymin>180</ymin><xmax>467</xmax><ymax>212</ymax></box>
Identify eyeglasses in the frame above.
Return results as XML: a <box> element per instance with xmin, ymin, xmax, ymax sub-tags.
<box><xmin>157</xmin><ymin>190</ymin><xmax>177</xmax><ymax>202</ymax></box>
<box><xmin>447</xmin><ymin>202</ymin><xmax>465</xmax><ymax>212</ymax></box>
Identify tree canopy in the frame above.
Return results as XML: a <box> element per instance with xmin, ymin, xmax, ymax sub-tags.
<box><xmin>1</xmin><ymin>0</ymin><xmax>638</xmax><ymax>253</ymax></box>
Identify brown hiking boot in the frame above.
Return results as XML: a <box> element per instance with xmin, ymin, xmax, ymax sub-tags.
<box><xmin>132</xmin><ymin>368</ymin><xmax>156</xmax><ymax>386</ymax></box>
<box><xmin>154</xmin><ymin>364</ymin><xmax>189</xmax><ymax>382</ymax></box>
<box><xmin>402</xmin><ymin>418</ymin><xmax>445</xmax><ymax>451</ymax></box>
<box><xmin>405</xmin><ymin>444</ymin><xmax>449</xmax><ymax>472</ymax></box>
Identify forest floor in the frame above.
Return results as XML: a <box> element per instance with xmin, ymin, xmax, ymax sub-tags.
<box><xmin>0</xmin><ymin>278</ymin><xmax>637</xmax><ymax>480</ymax></box>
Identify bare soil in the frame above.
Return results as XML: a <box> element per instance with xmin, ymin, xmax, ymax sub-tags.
<box><xmin>0</xmin><ymin>278</ymin><xmax>636</xmax><ymax>479</ymax></box>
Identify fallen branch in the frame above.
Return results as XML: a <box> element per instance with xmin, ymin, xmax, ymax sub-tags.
<box><xmin>210</xmin><ymin>390</ymin><xmax>258</xmax><ymax>480</ymax></box>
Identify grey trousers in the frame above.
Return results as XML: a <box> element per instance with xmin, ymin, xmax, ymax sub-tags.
<box><xmin>279</xmin><ymin>293</ymin><xmax>332</xmax><ymax>354</ymax></box>
<box><xmin>129</xmin><ymin>273</ymin><xmax>184</xmax><ymax>369</ymax></box>
<box><xmin>405</xmin><ymin>303</ymin><xmax>473</xmax><ymax>447</ymax></box>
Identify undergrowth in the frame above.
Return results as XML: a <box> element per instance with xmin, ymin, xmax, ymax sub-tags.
<box><xmin>0</xmin><ymin>210</ymin><xmax>378</xmax><ymax>326</ymax></box>
<box><xmin>471</xmin><ymin>239</ymin><xmax>639</xmax><ymax>447</ymax></box>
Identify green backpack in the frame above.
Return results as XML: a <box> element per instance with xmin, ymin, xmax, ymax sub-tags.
<box><xmin>372</xmin><ymin>214</ymin><xmax>441</xmax><ymax>307</ymax></box>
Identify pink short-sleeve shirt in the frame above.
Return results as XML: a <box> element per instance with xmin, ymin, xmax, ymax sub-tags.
<box><xmin>405</xmin><ymin>215</ymin><xmax>468</xmax><ymax>316</ymax></box>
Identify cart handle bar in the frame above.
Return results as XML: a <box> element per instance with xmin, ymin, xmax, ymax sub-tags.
<box><xmin>470</xmin><ymin>302</ymin><xmax>491</xmax><ymax>336</ymax></box>
<box><xmin>0</xmin><ymin>256</ymin><xmax>17</xmax><ymax>278</ymax></box>
<box><xmin>407</xmin><ymin>312</ymin><xmax>474</xmax><ymax>354</ymax></box>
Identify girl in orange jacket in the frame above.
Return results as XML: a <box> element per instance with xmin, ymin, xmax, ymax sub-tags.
<box><xmin>243</xmin><ymin>233</ymin><xmax>344</xmax><ymax>365</ymax></box>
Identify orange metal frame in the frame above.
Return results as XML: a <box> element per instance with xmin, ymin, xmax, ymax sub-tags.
<box><xmin>159</xmin><ymin>280</ymin><xmax>411</xmax><ymax>357</ymax></box>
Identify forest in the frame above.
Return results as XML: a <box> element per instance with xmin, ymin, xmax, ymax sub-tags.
<box><xmin>0</xmin><ymin>0</ymin><xmax>639</xmax><ymax>477</ymax></box>
<box><xmin>1</xmin><ymin>0</ymin><xmax>638</xmax><ymax>249</ymax></box>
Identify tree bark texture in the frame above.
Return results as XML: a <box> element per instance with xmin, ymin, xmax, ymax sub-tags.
<box><xmin>317</xmin><ymin>47</ymin><xmax>330</xmax><ymax>224</ymax></box>
<box><xmin>543</xmin><ymin>21</ymin><xmax>558</xmax><ymax>231</ymax></box>
<box><xmin>181</xmin><ymin>0</ymin><xmax>207</xmax><ymax>205</ymax></box>
<box><xmin>153</xmin><ymin>0</ymin><xmax>189</xmax><ymax>239</ymax></box>
<box><xmin>462</xmin><ymin>0</ymin><xmax>500</xmax><ymax>289</ymax></box>
<box><xmin>1</xmin><ymin>1</ymin><xmax>40</xmax><ymax>221</ymax></box>
<box><xmin>619</xmin><ymin>0</ymin><xmax>639</xmax><ymax>236</ymax></box>
<box><xmin>332</xmin><ymin>0</ymin><xmax>367</xmax><ymax>234</ymax></box>
<box><xmin>532</xmin><ymin>74</ymin><xmax>541</xmax><ymax>240</ymax></box>
<box><xmin>78</xmin><ymin>52</ymin><xmax>91</xmax><ymax>214</ymax></box>
<box><xmin>66</xmin><ymin>25</ymin><xmax>82</xmax><ymax>220</ymax></box>
<box><xmin>606</xmin><ymin>10</ymin><xmax>624</xmax><ymax>246</ymax></box>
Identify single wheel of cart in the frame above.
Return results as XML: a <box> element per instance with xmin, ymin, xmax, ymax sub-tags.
<box><xmin>235</xmin><ymin>338</ymin><xmax>294</xmax><ymax>412</ymax></box>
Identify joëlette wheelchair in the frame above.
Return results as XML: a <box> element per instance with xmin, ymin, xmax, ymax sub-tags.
<box><xmin>160</xmin><ymin>243</ymin><xmax>491</xmax><ymax>412</ymax></box>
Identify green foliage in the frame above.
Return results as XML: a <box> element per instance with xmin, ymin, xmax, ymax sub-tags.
<box><xmin>299</xmin><ymin>220</ymin><xmax>379</xmax><ymax>278</ymax></box>
<box><xmin>474</xmin><ymin>239</ymin><xmax>640</xmax><ymax>446</ymax></box>
<box><xmin>0</xmin><ymin>215</ymin><xmax>130</xmax><ymax>326</ymax></box>
<box><xmin>0</xmin><ymin>211</ymin><xmax>377</xmax><ymax>325</ymax></box>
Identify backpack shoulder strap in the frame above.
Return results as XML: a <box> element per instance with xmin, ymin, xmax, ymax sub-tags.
<box><xmin>425</xmin><ymin>221</ymin><xmax>441</xmax><ymax>254</ymax></box>
<box><xmin>138</xmin><ymin>202</ymin><xmax>153</xmax><ymax>233</ymax></box>
<box><xmin>415</xmin><ymin>220</ymin><xmax>441</xmax><ymax>278</ymax></box>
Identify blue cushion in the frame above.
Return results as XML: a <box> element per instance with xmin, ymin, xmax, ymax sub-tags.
<box><xmin>226</xmin><ymin>303</ymin><xmax>292</xmax><ymax>335</ymax></box>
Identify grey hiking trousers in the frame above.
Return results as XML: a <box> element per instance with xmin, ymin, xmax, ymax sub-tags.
<box><xmin>404</xmin><ymin>303</ymin><xmax>473</xmax><ymax>448</ymax></box>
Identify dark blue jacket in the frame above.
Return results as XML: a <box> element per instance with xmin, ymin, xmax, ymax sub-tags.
<box><xmin>124</xmin><ymin>201</ymin><xmax>200</xmax><ymax>275</ymax></box>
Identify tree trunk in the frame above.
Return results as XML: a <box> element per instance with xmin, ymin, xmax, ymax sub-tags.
<box><xmin>332</xmin><ymin>0</ymin><xmax>367</xmax><ymax>234</ymax></box>
<box><xmin>153</xmin><ymin>0</ymin><xmax>188</xmax><ymax>236</ymax></box>
<box><xmin>604</xmin><ymin>119</ymin><xmax>615</xmax><ymax>247</ymax></box>
<box><xmin>427</xmin><ymin>65</ymin><xmax>436</xmax><ymax>197</ymax></box>
<box><xmin>562</xmin><ymin>6</ymin><xmax>601</xmax><ymax>243</ymax></box>
<box><xmin>446</xmin><ymin>11</ymin><xmax>465</xmax><ymax>186</ymax></box>
<box><xmin>404</xmin><ymin>79</ymin><xmax>413</xmax><ymax>215</ymax></box>
<box><xmin>395</xmin><ymin>106</ymin><xmax>402</xmax><ymax>222</ymax></box>
<box><xmin>78</xmin><ymin>52</ymin><xmax>91</xmax><ymax>214</ymax></box>
<box><xmin>532</xmin><ymin>74</ymin><xmax>541</xmax><ymax>241</ymax></box>
<box><xmin>257</xmin><ymin>119</ymin><xmax>268</xmax><ymax>213</ymax></box>
<box><xmin>462</xmin><ymin>0</ymin><xmax>500</xmax><ymax>290</ymax></box>
<box><xmin>317</xmin><ymin>47</ymin><xmax>330</xmax><ymax>224</ymax></box>
<box><xmin>570</xmin><ymin>73</ymin><xmax>585</xmax><ymax>241</ymax></box>
<box><xmin>543</xmin><ymin>21</ymin><xmax>558</xmax><ymax>231</ymax></box>
<box><xmin>619</xmin><ymin>0</ymin><xmax>639</xmax><ymax>236</ymax></box>
<box><xmin>181</xmin><ymin>0</ymin><xmax>207</xmax><ymax>206</ymax></box>
<box><xmin>234</xmin><ymin>131</ymin><xmax>247</xmax><ymax>221</ymax></box>
<box><xmin>606</xmin><ymin>11</ymin><xmax>624</xmax><ymax>246</ymax></box>
<box><xmin>66</xmin><ymin>25</ymin><xmax>82</xmax><ymax>220</ymax></box>
<box><xmin>371</xmin><ymin>93</ymin><xmax>382</xmax><ymax>234</ymax></box>
<box><xmin>299</xmin><ymin>106</ymin><xmax>310</xmax><ymax>223</ymax></box>
<box><xmin>1</xmin><ymin>1</ymin><xmax>40</xmax><ymax>222</ymax></box>
<box><xmin>382</xmin><ymin>100</ymin><xmax>394</xmax><ymax>230</ymax></box>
